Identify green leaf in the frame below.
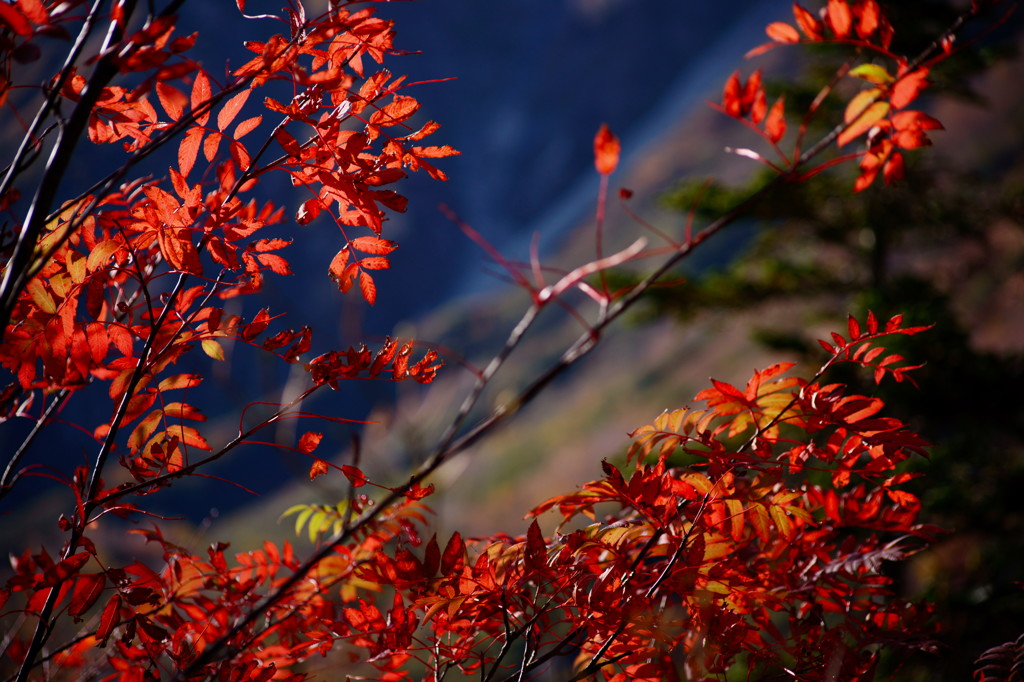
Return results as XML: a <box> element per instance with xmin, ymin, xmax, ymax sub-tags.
<box><xmin>849</xmin><ymin>63</ymin><xmax>893</xmax><ymax>84</ymax></box>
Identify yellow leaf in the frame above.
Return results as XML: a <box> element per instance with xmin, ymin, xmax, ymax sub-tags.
<box><xmin>201</xmin><ymin>338</ymin><xmax>225</xmax><ymax>361</ymax></box>
<box><xmin>839</xmin><ymin>97</ymin><xmax>889</xmax><ymax>147</ymax></box>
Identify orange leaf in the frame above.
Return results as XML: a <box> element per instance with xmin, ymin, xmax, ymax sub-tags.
<box><xmin>298</xmin><ymin>432</ymin><xmax>323</xmax><ymax>454</ymax></box>
<box><xmin>19</xmin><ymin>0</ymin><xmax>49</xmax><ymax>23</ymax></box>
<box><xmin>793</xmin><ymin>3</ymin><xmax>823</xmax><ymax>39</ymax></box>
<box><xmin>593</xmin><ymin>123</ymin><xmax>620</xmax><ymax>175</ymax></box>
<box><xmin>891</xmin><ymin>110</ymin><xmax>943</xmax><ymax>149</ymax></box>
<box><xmin>766</xmin><ymin>21</ymin><xmax>801</xmax><ymax>43</ymax></box>
<box><xmin>890</xmin><ymin>68</ymin><xmax>929</xmax><ymax>109</ymax></box>
<box><xmin>309</xmin><ymin>458</ymin><xmax>328</xmax><ymax>481</ymax></box>
<box><xmin>839</xmin><ymin>97</ymin><xmax>889</xmax><ymax>147</ymax></box>
<box><xmin>826</xmin><ymin>0</ymin><xmax>852</xmax><ymax>38</ymax></box>
<box><xmin>844</xmin><ymin>88</ymin><xmax>881</xmax><ymax>124</ymax></box>
<box><xmin>856</xmin><ymin>0</ymin><xmax>881</xmax><ymax>38</ymax></box>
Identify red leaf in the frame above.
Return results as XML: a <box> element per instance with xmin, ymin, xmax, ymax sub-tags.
<box><xmin>328</xmin><ymin>247</ymin><xmax>350</xmax><ymax>284</ymax></box>
<box><xmin>370</xmin><ymin>337</ymin><xmax>398</xmax><ymax>376</ymax></box>
<box><xmin>234</xmin><ymin>115</ymin><xmax>262</xmax><ymax>139</ymax></box>
<box><xmin>358</xmin><ymin>256</ymin><xmax>390</xmax><ymax>271</ymax></box>
<box><xmin>369</xmin><ymin>95</ymin><xmax>420</xmax><ymax>127</ymax></box>
<box><xmin>40</xmin><ymin>552</ymin><xmax>92</xmax><ymax>587</ymax></box>
<box><xmin>256</xmin><ymin>252</ymin><xmax>291</xmax><ymax>275</ymax></box>
<box><xmin>20</xmin><ymin>0</ymin><xmax>47</xmax><ymax>23</ymax></box>
<box><xmin>441</xmin><ymin>532</ymin><xmax>465</xmax><ymax>575</ymax></box>
<box><xmin>68</xmin><ymin>574</ymin><xmax>105</xmax><ymax>621</ymax></box>
<box><xmin>848</xmin><ymin>314</ymin><xmax>861</xmax><ymax>339</ymax></box>
<box><xmin>189</xmin><ymin>70</ymin><xmax>210</xmax><ymax>125</ymax></box>
<box><xmin>744</xmin><ymin>69</ymin><xmax>764</xmax><ymax>120</ymax></box>
<box><xmin>229</xmin><ymin>138</ymin><xmax>251</xmax><ymax>170</ymax></box>
<box><xmin>309</xmin><ymin>458</ymin><xmax>328</xmax><ymax>481</ymax></box>
<box><xmin>886</xmin><ymin>489</ymin><xmax>918</xmax><ymax>506</ymax></box>
<box><xmin>765</xmin><ymin>96</ymin><xmax>786</xmax><ymax>143</ymax></box>
<box><xmin>342</xmin><ymin>465</ymin><xmax>367</xmax><ymax>487</ymax></box>
<box><xmin>296</xmin><ymin>198</ymin><xmax>323</xmax><ymax>226</ymax></box>
<box><xmin>723</xmin><ymin>71</ymin><xmax>742</xmax><ymax>116</ymax></box>
<box><xmin>203</xmin><ymin>131</ymin><xmax>221</xmax><ymax>162</ymax></box>
<box><xmin>241</xmin><ymin>308</ymin><xmax>271</xmax><ymax>341</ymax></box>
<box><xmin>191</xmin><ymin>70</ymin><xmax>212</xmax><ymax>126</ymax></box>
<box><xmin>411</xmin><ymin>144</ymin><xmax>459</xmax><ymax>159</ymax></box>
<box><xmin>349</xmin><ymin>236</ymin><xmax>398</xmax><ymax>255</ymax></box>
<box><xmin>593</xmin><ymin>123</ymin><xmax>620</xmax><ymax>175</ymax></box>
<box><xmin>525</xmin><ymin>520</ymin><xmax>546</xmax><ymax>570</ymax></box>
<box><xmin>250</xmin><ymin>238</ymin><xmax>291</xmax><ymax>253</ymax></box>
<box><xmin>890</xmin><ymin>117</ymin><xmax>935</xmax><ymax>150</ymax></box>
<box><xmin>217</xmin><ymin>88</ymin><xmax>251</xmax><ymax>131</ymax></box>
<box><xmin>156</xmin><ymin>82</ymin><xmax>187</xmax><ymax>120</ymax></box>
<box><xmin>883</xmin><ymin>151</ymin><xmax>905</xmax><ymax>184</ymax></box>
<box><xmin>298</xmin><ymin>432</ymin><xmax>323</xmax><ymax>454</ymax></box>
<box><xmin>359</xmin><ymin>270</ymin><xmax>377</xmax><ymax>305</ymax></box>
<box><xmin>178</xmin><ymin>127</ymin><xmax>203</xmax><ymax>177</ymax></box>
<box><xmin>157</xmin><ymin>227</ymin><xmax>202</xmax><ymax>274</ymax></box>
<box><xmin>406</xmin><ymin>119</ymin><xmax>441</xmax><ymax>141</ymax></box>
<box><xmin>97</xmin><ymin>593</ymin><xmax>122</xmax><ymax>645</ymax></box>
<box><xmin>0</xmin><ymin>3</ymin><xmax>32</xmax><ymax>37</ymax></box>
<box><xmin>423</xmin><ymin>535</ymin><xmax>440</xmax><ymax>577</ymax></box>
<box><xmin>710</xmin><ymin>378</ymin><xmax>746</xmax><ymax>399</ymax></box>
<box><xmin>405</xmin><ymin>481</ymin><xmax>434</xmax><ymax>500</ymax></box>
<box><xmin>274</xmin><ymin>127</ymin><xmax>301</xmax><ymax>157</ymax></box>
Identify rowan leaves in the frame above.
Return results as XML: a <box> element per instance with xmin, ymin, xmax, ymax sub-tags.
<box><xmin>729</xmin><ymin>0</ymin><xmax>940</xmax><ymax>190</ymax></box>
<box><xmin>0</xmin><ymin>0</ymin><xmax>1002</xmax><ymax>679</ymax></box>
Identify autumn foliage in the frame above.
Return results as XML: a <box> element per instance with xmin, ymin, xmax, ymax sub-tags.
<box><xmin>0</xmin><ymin>0</ymin><xmax>1019</xmax><ymax>680</ymax></box>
